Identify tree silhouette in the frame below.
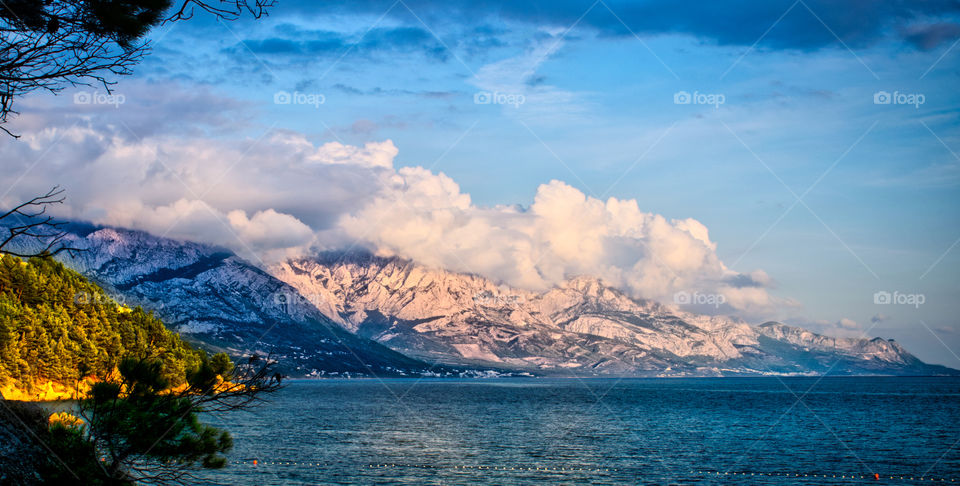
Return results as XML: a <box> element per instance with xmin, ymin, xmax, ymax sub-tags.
<box><xmin>79</xmin><ymin>354</ymin><xmax>283</xmax><ymax>484</ymax></box>
<box><xmin>0</xmin><ymin>185</ymin><xmax>82</xmax><ymax>258</ymax></box>
<box><xmin>0</xmin><ymin>0</ymin><xmax>275</xmax><ymax>137</ymax></box>
<box><xmin>0</xmin><ymin>256</ymin><xmax>285</xmax><ymax>484</ymax></box>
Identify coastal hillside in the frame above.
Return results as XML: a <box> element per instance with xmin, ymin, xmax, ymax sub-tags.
<box><xmin>41</xmin><ymin>224</ymin><xmax>437</xmax><ymax>377</ymax></box>
<box><xmin>0</xmin><ymin>255</ymin><xmax>203</xmax><ymax>400</ymax></box>
<box><xmin>0</xmin><ymin>220</ymin><xmax>442</xmax><ymax>377</ymax></box>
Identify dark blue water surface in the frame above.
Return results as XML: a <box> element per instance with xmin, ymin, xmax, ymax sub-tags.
<box><xmin>197</xmin><ymin>377</ymin><xmax>960</xmax><ymax>485</ymax></box>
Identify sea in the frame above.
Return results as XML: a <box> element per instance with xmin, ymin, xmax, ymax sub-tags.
<box><xmin>196</xmin><ymin>377</ymin><xmax>960</xmax><ymax>485</ymax></box>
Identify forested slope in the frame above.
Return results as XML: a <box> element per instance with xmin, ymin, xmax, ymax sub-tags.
<box><xmin>0</xmin><ymin>255</ymin><xmax>203</xmax><ymax>398</ymax></box>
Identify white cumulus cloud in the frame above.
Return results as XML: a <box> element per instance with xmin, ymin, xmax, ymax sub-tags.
<box><xmin>0</xmin><ymin>103</ymin><xmax>782</xmax><ymax>316</ymax></box>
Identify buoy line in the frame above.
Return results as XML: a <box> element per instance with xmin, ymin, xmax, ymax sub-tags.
<box><xmin>692</xmin><ymin>470</ymin><xmax>958</xmax><ymax>482</ymax></box>
<box><xmin>232</xmin><ymin>461</ymin><xmax>617</xmax><ymax>473</ymax></box>
<box><xmin>230</xmin><ymin>462</ymin><xmax>958</xmax><ymax>481</ymax></box>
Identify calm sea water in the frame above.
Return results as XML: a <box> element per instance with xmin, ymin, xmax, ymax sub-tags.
<box><xmin>196</xmin><ymin>377</ymin><xmax>960</xmax><ymax>485</ymax></box>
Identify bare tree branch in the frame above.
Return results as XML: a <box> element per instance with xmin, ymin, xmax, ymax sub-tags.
<box><xmin>165</xmin><ymin>0</ymin><xmax>275</xmax><ymax>23</ymax></box>
<box><xmin>0</xmin><ymin>0</ymin><xmax>275</xmax><ymax>136</ymax></box>
<box><xmin>0</xmin><ymin>185</ymin><xmax>83</xmax><ymax>258</ymax></box>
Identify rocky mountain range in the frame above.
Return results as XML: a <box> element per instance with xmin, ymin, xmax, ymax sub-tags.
<box><xmin>272</xmin><ymin>252</ymin><xmax>956</xmax><ymax>376</ymax></box>
<box><xmin>35</xmin><ymin>223</ymin><xmax>434</xmax><ymax>377</ymax></box>
<box><xmin>8</xmin><ymin>221</ymin><xmax>954</xmax><ymax>377</ymax></box>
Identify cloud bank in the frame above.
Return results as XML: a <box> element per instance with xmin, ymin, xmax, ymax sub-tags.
<box><xmin>276</xmin><ymin>0</ymin><xmax>960</xmax><ymax>51</ymax></box>
<box><xmin>0</xmin><ymin>96</ymin><xmax>782</xmax><ymax>316</ymax></box>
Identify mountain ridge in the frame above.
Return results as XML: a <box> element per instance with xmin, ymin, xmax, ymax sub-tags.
<box><xmin>272</xmin><ymin>251</ymin><xmax>956</xmax><ymax>377</ymax></box>
<box><xmin>5</xmin><ymin>220</ymin><xmax>953</xmax><ymax>377</ymax></box>
<box><xmin>5</xmin><ymin>224</ymin><xmax>439</xmax><ymax>377</ymax></box>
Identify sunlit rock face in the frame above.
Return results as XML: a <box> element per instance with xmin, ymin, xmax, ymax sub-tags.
<box><xmin>273</xmin><ymin>252</ymin><xmax>955</xmax><ymax>377</ymax></box>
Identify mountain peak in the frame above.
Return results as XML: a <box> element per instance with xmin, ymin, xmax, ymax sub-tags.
<box><xmin>19</xmin><ymin>221</ymin><xmax>951</xmax><ymax>377</ymax></box>
<box><xmin>559</xmin><ymin>275</ymin><xmax>610</xmax><ymax>295</ymax></box>
<box><xmin>31</xmin><ymin>224</ymin><xmax>433</xmax><ymax>377</ymax></box>
<box><xmin>272</xmin><ymin>255</ymin><xmax>953</xmax><ymax>376</ymax></box>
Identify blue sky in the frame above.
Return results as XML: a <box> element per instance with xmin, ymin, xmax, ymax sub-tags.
<box><xmin>4</xmin><ymin>0</ymin><xmax>960</xmax><ymax>367</ymax></box>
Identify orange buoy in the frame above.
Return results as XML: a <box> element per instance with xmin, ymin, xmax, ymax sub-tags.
<box><xmin>874</xmin><ymin>473</ymin><xmax>880</xmax><ymax>480</ymax></box>
<box><xmin>253</xmin><ymin>459</ymin><xmax>258</xmax><ymax>466</ymax></box>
